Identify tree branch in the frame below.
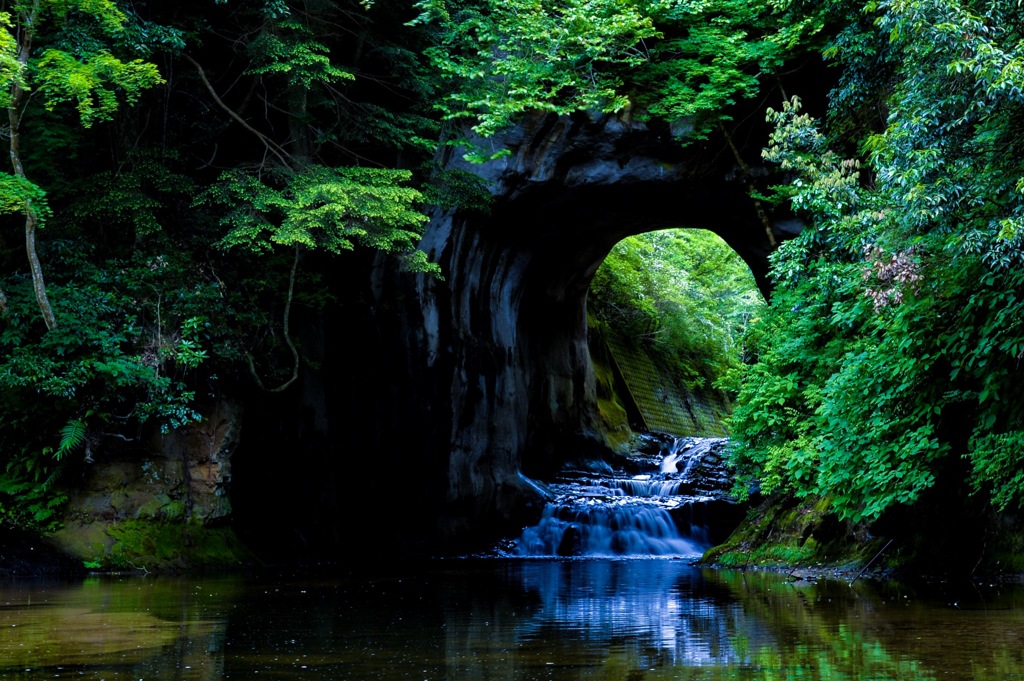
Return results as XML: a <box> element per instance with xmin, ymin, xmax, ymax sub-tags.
<box><xmin>182</xmin><ymin>53</ymin><xmax>295</xmax><ymax>170</ymax></box>
<box><xmin>247</xmin><ymin>244</ymin><xmax>301</xmax><ymax>393</ymax></box>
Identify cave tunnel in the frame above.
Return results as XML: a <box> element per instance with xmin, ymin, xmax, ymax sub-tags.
<box><xmin>230</xmin><ymin>108</ymin><xmax>806</xmax><ymax>561</ymax></box>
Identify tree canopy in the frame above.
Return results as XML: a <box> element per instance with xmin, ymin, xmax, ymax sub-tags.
<box><xmin>0</xmin><ymin>0</ymin><xmax>1021</xmax><ymax>531</ymax></box>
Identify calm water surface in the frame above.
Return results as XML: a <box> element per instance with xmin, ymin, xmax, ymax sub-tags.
<box><xmin>1</xmin><ymin>560</ymin><xmax>1022</xmax><ymax>680</ymax></box>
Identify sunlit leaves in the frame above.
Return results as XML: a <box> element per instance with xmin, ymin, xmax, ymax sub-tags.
<box><xmin>413</xmin><ymin>0</ymin><xmax>661</xmax><ymax>139</ymax></box>
<box><xmin>636</xmin><ymin>0</ymin><xmax>806</xmax><ymax>137</ymax></box>
<box><xmin>0</xmin><ymin>173</ymin><xmax>50</xmax><ymax>220</ymax></box>
<box><xmin>203</xmin><ymin>165</ymin><xmax>439</xmax><ymax>274</ymax></box>
<box><xmin>0</xmin><ymin>12</ymin><xmax>22</xmax><ymax>107</ymax></box>
<box><xmin>34</xmin><ymin>50</ymin><xmax>163</xmax><ymax>127</ymax></box>
<box><xmin>414</xmin><ymin>0</ymin><xmax>811</xmax><ymax>146</ymax></box>
<box><xmin>0</xmin><ymin>0</ymin><xmax>165</xmax><ymax>126</ymax></box>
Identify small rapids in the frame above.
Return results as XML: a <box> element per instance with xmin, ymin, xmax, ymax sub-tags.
<box><xmin>508</xmin><ymin>437</ymin><xmax>731</xmax><ymax>559</ymax></box>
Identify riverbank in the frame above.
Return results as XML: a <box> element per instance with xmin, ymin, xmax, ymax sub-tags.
<box><xmin>700</xmin><ymin>491</ymin><xmax>1024</xmax><ymax>585</ymax></box>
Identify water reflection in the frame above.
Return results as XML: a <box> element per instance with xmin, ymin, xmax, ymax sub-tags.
<box><xmin>0</xmin><ymin>562</ymin><xmax>1021</xmax><ymax>680</ymax></box>
<box><xmin>512</xmin><ymin>561</ymin><xmax>751</xmax><ymax>667</ymax></box>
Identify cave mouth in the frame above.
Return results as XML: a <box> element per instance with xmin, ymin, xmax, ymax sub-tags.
<box><xmin>588</xmin><ymin>227</ymin><xmax>765</xmax><ymax>390</ymax></box>
<box><xmin>583</xmin><ymin>227</ymin><xmax>766</xmax><ymax>443</ymax></box>
<box><xmin>516</xmin><ymin>225</ymin><xmax>766</xmax><ymax>484</ymax></box>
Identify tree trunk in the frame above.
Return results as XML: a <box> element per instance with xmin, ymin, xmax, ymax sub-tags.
<box><xmin>9</xmin><ymin>1</ymin><xmax>57</xmax><ymax>331</ymax></box>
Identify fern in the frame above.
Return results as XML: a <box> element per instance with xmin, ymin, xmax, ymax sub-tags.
<box><xmin>55</xmin><ymin>418</ymin><xmax>87</xmax><ymax>461</ymax></box>
<box><xmin>0</xmin><ymin>463</ymin><xmax>68</xmax><ymax>532</ymax></box>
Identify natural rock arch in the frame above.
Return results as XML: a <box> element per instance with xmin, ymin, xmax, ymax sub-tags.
<box><xmin>369</xmin><ymin>110</ymin><xmax>799</xmax><ymax>549</ymax></box>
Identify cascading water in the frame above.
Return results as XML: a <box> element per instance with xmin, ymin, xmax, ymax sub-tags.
<box><xmin>510</xmin><ymin>437</ymin><xmax>732</xmax><ymax>559</ymax></box>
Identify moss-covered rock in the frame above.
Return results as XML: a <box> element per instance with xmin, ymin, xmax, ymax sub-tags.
<box><xmin>588</xmin><ymin>317</ymin><xmax>634</xmax><ymax>452</ymax></box>
<box><xmin>47</xmin><ymin>399</ymin><xmax>254</xmax><ymax>571</ymax></box>
<box><xmin>702</xmin><ymin>491</ymin><xmax>1024</xmax><ymax>582</ymax></box>
<box><xmin>702</xmin><ymin>494</ymin><xmax>887</xmax><ymax>573</ymax></box>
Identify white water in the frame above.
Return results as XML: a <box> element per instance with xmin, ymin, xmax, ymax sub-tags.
<box><xmin>512</xmin><ymin>437</ymin><xmax>724</xmax><ymax>559</ymax></box>
<box><xmin>515</xmin><ymin>504</ymin><xmax>703</xmax><ymax>558</ymax></box>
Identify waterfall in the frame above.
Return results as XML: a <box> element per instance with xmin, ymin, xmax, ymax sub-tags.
<box><xmin>515</xmin><ymin>504</ymin><xmax>702</xmax><ymax>558</ymax></box>
<box><xmin>509</xmin><ymin>437</ymin><xmax>732</xmax><ymax>559</ymax></box>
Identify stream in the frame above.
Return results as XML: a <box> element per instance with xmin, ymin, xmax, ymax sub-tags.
<box><xmin>2</xmin><ymin>439</ymin><xmax>1022</xmax><ymax>679</ymax></box>
<box><xmin>1</xmin><ymin>562</ymin><xmax>1022</xmax><ymax>680</ymax></box>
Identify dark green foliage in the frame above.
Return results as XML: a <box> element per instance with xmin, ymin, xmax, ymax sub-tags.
<box><xmin>0</xmin><ymin>0</ymin><xmax>1019</xmax><ymax>543</ymax></box>
<box><xmin>0</xmin><ymin>0</ymin><xmax>447</xmax><ymax>530</ymax></box>
<box><xmin>633</xmin><ymin>0</ymin><xmax>817</xmax><ymax>138</ymax></box>
<box><xmin>411</xmin><ymin>0</ymin><xmax>810</xmax><ymax>151</ymax></box>
<box><xmin>411</xmin><ymin>0</ymin><xmax>660</xmax><ymax>142</ymax></box>
<box><xmin>727</xmin><ymin>0</ymin><xmax>1024</xmax><ymax>521</ymax></box>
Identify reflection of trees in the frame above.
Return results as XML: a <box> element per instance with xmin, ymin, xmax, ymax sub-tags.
<box><xmin>745</xmin><ymin>624</ymin><xmax>933</xmax><ymax>681</ymax></box>
<box><xmin>0</xmin><ymin>605</ymin><xmax>182</xmax><ymax>669</ymax></box>
<box><xmin>450</xmin><ymin>562</ymin><xmax>1024</xmax><ymax>681</ymax></box>
<box><xmin>3</xmin><ymin>566</ymin><xmax>1022</xmax><ymax>680</ymax></box>
<box><xmin>705</xmin><ymin>569</ymin><xmax>1024</xmax><ymax>681</ymax></box>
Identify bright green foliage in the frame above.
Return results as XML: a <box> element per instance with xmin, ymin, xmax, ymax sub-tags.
<box><xmin>634</xmin><ymin>0</ymin><xmax>819</xmax><ymax>137</ymax></box>
<box><xmin>196</xmin><ymin>1</ymin><xmax>441</xmax><ymax>285</ymax></box>
<box><xmin>0</xmin><ymin>172</ymin><xmax>50</xmax><ymax>218</ymax></box>
<box><xmin>34</xmin><ymin>50</ymin><xmax>162</xmax><ymax>127</ymax></box>
<box><xmin>0</xmin><ymin>12</ymin><xmax>21</xmax><ymax>104</ymax></box>
<box><xmin>412</xmin><ymin>0</ymin><xmax>660</xmax><ymax>142</ymax></box>
<box><xmin>0</xmin><ymin>0</ymin><xmax>170</xmax><ymax>331</ymax></box>
<box><xmin>201</xmin><ymin>165</ymin><xmax>438</xmax><ymax>274</ymax></box>
<box><xmin>413</xmin><ymin>0</ymin><xmax>819</xmax><ymax>148</ymax></box>
<box><xmin>590</xmin><ymin>228</ymin><xmax>763</xmax><ymax>390</ymax></box>
<box><xmin>246</xmin><ymin>19</ymin><xmax>355</xmax><ymax>88</ymax></box>
<box><xmin>728</xmin><ymin>0</ymin><xmax>1024</xmax><ymax>520</ymax></box>
<box><xmin>0</xmin><ymin>3</ymin><xmax>164</xmax><ymax>127</ymax></box>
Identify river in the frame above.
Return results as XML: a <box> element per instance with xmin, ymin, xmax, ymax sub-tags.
<box><xmin>1</xmin><ymin>560</ymin><xmax>1021</xmax><ymax>680</ymax></box>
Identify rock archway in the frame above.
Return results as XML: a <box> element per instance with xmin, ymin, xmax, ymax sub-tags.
<box><xmin>369</xmin><ymin>110</ymin><xmax>799</xmax><ymax>548</ymax></box>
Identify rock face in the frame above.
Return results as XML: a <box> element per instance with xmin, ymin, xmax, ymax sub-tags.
<box><xmin>371</xmin><ymin>110</ymin><xmax>793</xmax><ymax>548</ymax></box>
<box><xmin>49</xmin><ymin>400</ymin><xmax>247</xmax><ymax>569</ymax></box>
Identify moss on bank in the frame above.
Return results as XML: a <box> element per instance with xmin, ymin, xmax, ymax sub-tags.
<box><xmin>52</xmin><ymin>519</ymin><xmax>256</xmax><ymax>572</ymax></box>
<box><xmin>702</xmin><ymin>495</ymin><xmax>890</xmax><ymax>574</ymax></box>
<box><xmin>703</xmin><ymin>492</ymin><xmax>1024</xmax><ymax>581</ymax></box>
<box><xmin>588</xmin><ymin>317</ymin><xmax>635</xmax><ymax>452</ymax></box>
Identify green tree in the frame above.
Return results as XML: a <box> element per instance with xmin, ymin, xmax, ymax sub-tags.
<box><xmin>411</xmin><ymin>0</ymin><xmax>814</xmax><ymax>157</ymax></box>
<box><xmin>184</xmin><ymin>1</ymin><xmax>440</xmax><ymax>391</ymax></box>
<box><xmin>727</xmin><ymin>0</ymin><xmax>1024</xmax><ymax>520</ymax></box>
<box><xmin>0</xmin><ymin>0</ymin><xmax>164</xmax><ymax>330</ymax></box>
